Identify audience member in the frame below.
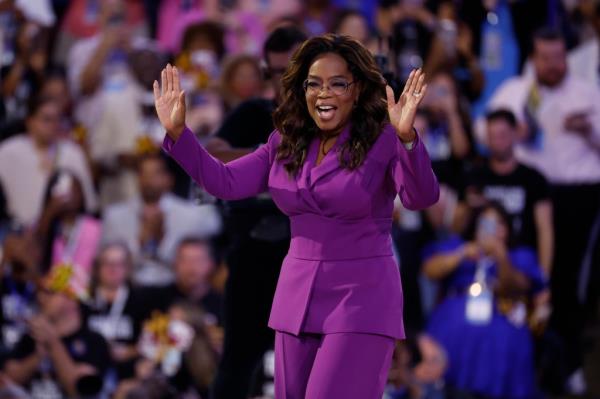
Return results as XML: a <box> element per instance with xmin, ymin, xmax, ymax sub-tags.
<box><xmin>156</xmin><ymin>0</ymin><xmax>220</xmax><ymax>54</ymax></box>
<box><xmin>3</xmin><ymin>274</ymin><xmax>111</xmax><ymax>398</ymax></box>
<box><xmin>66</xmin><ymin>2</ymin><xmax>157</xmax><ymax>207</ymax></box>
<box><xmin>154</xmin><ymin>238</ymin><xmax>224</xmax><ymax>348</ymax></box>
<box><xmin>219</xmin><ymin>54</ymin><xmax>264</xmax><ymax>112</ymax></box>
<box><xmin>484</xmin><ymin>29</ymin><xmax>600</xmax><ymax>392</ymax></box>
<box><xmin>423</xmin><ymin>1</ymin><xmax>484</xmax><ymax>100</ymax></box>
<box><xmin>86</xmin><ymin>242</ymin><xmax>151</xmax><ymax>380</ymax></box>
<box><xmin>0</xmin><ymin>244</ymin><xmax>37</xmax><ymax>356</ymax></box>
<box><xmin>459</xmin><ymin>0</ymin><xmax>552</xmax><ymax>71</ymax></box>
<box><xmin>38</xmin><ymin>67</ymin><xmax>74</xmax><ymax>138</ymax></box>
<box><xmin>384</xmin><ymin>334</ymin><xmax>446</xmax><ymax>399</ymax></box>
<box><xmin>332</xmin><ymin>9</ymin><xmax>373</xmax><ymax>45</ymax></box>
<box><xmin>55</xmin><ymin>0</ymin><xmax>147</xmax><ymax>64</ymax></box>
<box><xmin>34</xmin><ymin>170</ymin><xmax>101</xmax><ymax>287</ymax></box>
<box><xmin>0</xmin><ymin>96</ymin><xmax>97</xmax><ymax>228</ymax></box>
<box><xmin>175</xmin><ymin>21</ymin><xmax>225</xmax><ymax>93</ymax></box>
<box><xmin>102</xmin><ymin>153</ymin><xmax>221</xmax><ymax>286</ymax></box>
<box><xmin>423</xmin><ymin>202</ymin><xmax>546</xmax><ymax>399</ymax></box>
<box><xmin>0</xmin><ymin>20</ymin><xmax>49</xmax><ymax>140</ymax></box>
<box><xmin>457</xmin><ymin>110</ymin><xmax>553</xmax><ymax>274</ymax></box>
<box><xmin>300</xmin><ymin>0</ymin><xmax>338</xmax><ymax>36</ymax></box>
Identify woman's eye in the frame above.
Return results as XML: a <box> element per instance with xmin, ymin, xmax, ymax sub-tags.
<box><xmin>306</xmin><ymin>81</ymin><xmax>321</xmax><ymax>89</ymax></box>
<box><xmin>331</xmin><ymin>81</ymin><xmax>347</xmax><ymax>89</ymax></box>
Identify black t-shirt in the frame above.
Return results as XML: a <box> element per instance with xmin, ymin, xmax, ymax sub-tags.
<box><xmin>7</xmin><ymin>327</ymin><xmax>111</xmax><ymax>398</ymax></box>
<box><xmin>83</xmin><ymin>286</ymin><xmax>152</xmax><ymax>379</ymax></box>
<box><xmin>0</xmin><ymin>276</ymin><xmax>36</xmax><ymax>358</ymax></box>
<box><xmin>0</xmin><ymin>66</ymin><xmax>38</xmax><ymax>141</ymax></box>
<box><xmin>461</xmin><ymin>163</ymin><xmax>550</xmax><ymax>249</ymax></box>
<box><xmin>216</xmin><ymin>98</ymin><xmax>275</xmax><ymax>149</ymax></box>
<box><xmin>84</xmin><ymin>286</ymin><xmax>151</xmax><ymax>345</ymax></box>
<box><xmin>148</xmin><ymin>283</ymin><xmax>224</xmax><ymax>327</ymax></box>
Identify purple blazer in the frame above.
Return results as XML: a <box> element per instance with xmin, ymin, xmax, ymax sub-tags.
<box><xmin>163</xmin><ymin>123</ymin><xmax>439</xmax><ymax>339</ymax></box>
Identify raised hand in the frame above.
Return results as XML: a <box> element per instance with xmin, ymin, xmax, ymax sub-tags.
<box><xmin>386</xmin><ymin>69</ymin><xmax>427</xmax><ymax>142</ymax></box>
<box><xmin>153</xmin><ymin>64</ymin><xmax>186</xmax><ymax>141</ymax></box>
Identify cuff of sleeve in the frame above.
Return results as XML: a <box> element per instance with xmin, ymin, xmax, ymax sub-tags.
<box><xmin>398</xmin><ymin>128</ymin><xmax>420</xmax><ymax>152</ymax></box>
<box><xmin>402</xmin><ymin>139</ymin><xmax>416</xmax><ymax>150</ymax></box>
<box><xmin>162</xmin><ymin>127</ymin><xmax>191</xmax><ymax>154</ymax></box>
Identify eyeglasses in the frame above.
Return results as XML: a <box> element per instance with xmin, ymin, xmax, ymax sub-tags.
<box><xmin>303</xmin><ymin>78</ymin><xmax>356</xmax><ymax>96</ymax></box>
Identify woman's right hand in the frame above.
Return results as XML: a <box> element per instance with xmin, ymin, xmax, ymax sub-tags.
<box><xmin>153</xmin><ymin>64</ymin><xmax>186</xmax><ymax>141</ymax></box>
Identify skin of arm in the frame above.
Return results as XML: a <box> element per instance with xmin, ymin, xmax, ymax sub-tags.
<box><xmin>446</xmin><ymin>108</ymin><xmax>470</xmax><ymax>159</ymax></box>
<box><xmin>533</xmin><ymin>200</ymin><xmax>554</xmax><ymax>276</ymax></box>
<box><xmin>46</xmin><ymin>338</ymin><xmax>97</xmax><ymax>397</ymax></box>
<box><xmin>4</xmin><ymin>352</ymin><xmax>43</xmax><ymax>385</ymax></box>
<box><xmin>488</xmin><ymin>240</ymin><xmax>531</xmax><ymax>295</ymax></box>
<box><xmin>1</xmin><ymin>59</ymin><xmax>27</xmax><ymax>97</ymax></box>
<box><xmin>79</xmin><ymin>28</ymin><xmax>126</xmax><ymax>96</ymax></box>
<box><xmin>422</xmin><ymin>244</ymin><xmax>471</xmax><ymax>280</ymax></box>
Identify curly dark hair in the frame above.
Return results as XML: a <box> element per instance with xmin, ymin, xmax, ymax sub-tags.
<box><xmin>272</xmin><ymin>34</ymin><xmax>388</xmax><ymax>176</ymax></box>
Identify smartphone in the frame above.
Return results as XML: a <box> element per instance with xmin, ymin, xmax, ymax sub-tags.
<box><xmin>52</xmin><ymin>174</ymin><xmax>73</xmax><ymax>198</ymax></box>
<box><xmin>477</xmin><ymin>216</ymin><xmax>497</xmax><ymax>237</ymax></box>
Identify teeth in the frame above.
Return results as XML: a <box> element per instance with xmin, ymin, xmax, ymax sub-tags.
<box><xmin>317</xmin><ymin>105</ymin><xmax>335</xmax><ymax>111</ymax></box>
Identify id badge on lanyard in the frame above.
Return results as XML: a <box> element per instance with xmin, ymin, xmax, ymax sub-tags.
<box><xmin>465</xmin><ymin>257</ymin><xmax>493</xmax><ymax>325</ymax></box>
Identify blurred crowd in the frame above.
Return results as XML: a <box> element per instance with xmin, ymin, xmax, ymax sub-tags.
<box><xmin>0</xmin><ymin>0</ymin><xmax>599</xmax><ymax>398</ymax></box>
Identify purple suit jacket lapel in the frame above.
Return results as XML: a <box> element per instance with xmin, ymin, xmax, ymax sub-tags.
<box><xmin>308</xmin><ymin>125</ymin><xmax>351</xmax><ymax>189</ymax></box>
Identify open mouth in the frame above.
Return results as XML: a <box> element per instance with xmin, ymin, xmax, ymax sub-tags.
<box><xmin>316</xmin><ymin>105</ymin><xmax>337</xmax><ymax>121</ymax></box>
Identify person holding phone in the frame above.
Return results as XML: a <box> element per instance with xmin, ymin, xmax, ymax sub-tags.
<box><xmin>35</xmin><ymin>170</ymin><xmax>101</xmax><ymax>276</ymax></box>
<box><xmin>484</xmin><ymin>29</ymin><xmax>600</xmax><ymax>393</ymax></box>
<box><xmin>154</xmin><ymin>34</ymin><xmax>439</xmax><ymax>398</ymax></box>
<box><xmin>203</xmin><ymin>26</ymin><xmax>306</xmax><ymax>399</ymax></box>
<box><xmin>0</xmin><ymin>96</ymin><xmax>97</xmax><ymax>229</ymax></box>
<box><xmin>422</xmin><ymin>202</ymin><xmax>546</xmax><ymax>399</ymax></box>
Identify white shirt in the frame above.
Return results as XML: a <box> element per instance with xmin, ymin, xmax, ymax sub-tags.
<box><xmin>568</xmin><ymin>37</ymin><xmax>599</xmax><ymax>86</ymax></box>
<box><xmin>68</xmin><ymin>35</ymin><xmax>140</xmax><ymax>130</ymax></box>
<box><xmin>102</xmin><ymin>193</ymin><xmax>222</xmax><ymax>268</ymax></box>
<box><xmin>15</xmin><ymin>0</ymin><xmax>55</xmax><ymax>26</ymax></box>
<box><xmin>483</xmin><ymin>73</ymin><xmax>600</xmax><ymax>184</ymax></box>
<box><xmin>68</xmin><ymin>35</ymin><xmax>149</xmax><ymax>207</ymax></box>
<box><xmin>0</xmin><ymin>135</ymin><xmax>98</xmax><ymax>226</ymax></box>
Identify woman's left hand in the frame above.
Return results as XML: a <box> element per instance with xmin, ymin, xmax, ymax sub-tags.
<box><xmin>386</xmin><ymin>68</ymin><xmax>427</xmax><ymax>142</ymax></box>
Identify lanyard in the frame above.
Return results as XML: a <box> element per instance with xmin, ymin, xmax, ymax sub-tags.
<box><xmin>95</xmin><ymin>285</ymin><xmax>129</xmax><ymax>340</ymax></box>
<box><xmin>59</xmin><ymin>217</ymin><xmax>83</xmax><ymax>264</ymax></box>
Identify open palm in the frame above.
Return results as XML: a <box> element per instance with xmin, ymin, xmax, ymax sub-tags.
<box><xmin>153</xmin><ymin>64</ymin><xmax>186</xmax><ymax>140</ymax></box>
<box><xmin>386</xmin><ymin>69</ymin><xmax>427</xmax><ymax>141</ymax></box>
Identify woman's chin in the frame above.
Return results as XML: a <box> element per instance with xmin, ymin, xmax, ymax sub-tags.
<box><xmin>315</xmin><ymin>120</ymin><xmax>344</xmax><ymax>134</ymax></box>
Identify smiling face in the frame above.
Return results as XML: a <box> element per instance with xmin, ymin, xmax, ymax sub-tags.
<box><xmin>305</xmin><ymin>52</ymin><xmax>359</xmax><ymax>135</ymax></box>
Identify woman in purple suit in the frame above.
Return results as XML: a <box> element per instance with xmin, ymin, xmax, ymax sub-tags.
<box><xmin>153</xmin><ymin>34</ymin><xmax>439</xmax><ymax>399</ymax></box>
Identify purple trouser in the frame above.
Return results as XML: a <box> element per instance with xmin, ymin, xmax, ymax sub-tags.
<box><xmin>274</xmin><ymin>330</ymin><xmax>395</xmax><ymax>399</ymax></box>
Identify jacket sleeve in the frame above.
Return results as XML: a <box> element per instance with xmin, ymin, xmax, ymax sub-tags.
<box><xmin>162</xmin><ymin>127</ymin><xmax>276</xmax><ymax>200</ymax></box>
<box><xmin>386</xmin><ymin>127</ymin><xmax>440</xmax><ymax>210</ymax></box>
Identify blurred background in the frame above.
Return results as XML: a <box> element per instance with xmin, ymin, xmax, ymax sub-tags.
<box><xmin>0</xmin><ymin>0</ymin><xmax>598</xmax><ymax>398</ymax></box>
